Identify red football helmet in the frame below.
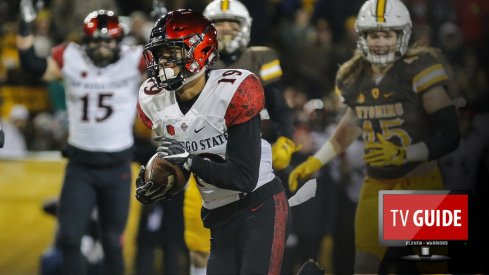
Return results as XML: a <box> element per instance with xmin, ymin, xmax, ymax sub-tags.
<box><xmin>82</xmin><ymin>10</ymin><xmax>124</xmax><ymax>67</ymax></box>
<box><xmin>143</xmin><ymin>9</ymin><xmax>218</xmax><ymax>91</ymax></box>
<box><xmin>83</xmin><ymin>10</ymin><xmax>124</xmax><ymax>41</ymax></box>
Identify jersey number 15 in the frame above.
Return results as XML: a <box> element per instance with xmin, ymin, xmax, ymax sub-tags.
<box><xmin>80</xmin><ymin>93</ymin><xmax>114</xmax><ymax>122</ymax></box>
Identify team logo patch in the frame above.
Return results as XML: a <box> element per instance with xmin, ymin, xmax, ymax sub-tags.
<box><xmin>357</xmin><ymin>93</ymin><xmax>365</xmax><ymax>104</ymax></box>
<box><xmin>181</xmin><ymin>123</ymin><xmax>188</xmax><ymax>132</ymax></box>
<box><xmin>371</xmin><ymin>88</ymin><xmax>380</xmax><ymax>100</ymax></box>
<box><xmin>166</xmin><ymin>124</ymin><xmax>175</xmax><ymax>136</ymax></box>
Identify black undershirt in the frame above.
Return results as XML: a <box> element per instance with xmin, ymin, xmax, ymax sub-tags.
<box><xmin>176</xmin><ymin>94</ymin><xmax>262</xmax><ymax>193</ymax></box>
<box><xmin>176</xmin><ymin>92</ymin><xmax>199</xmax><ymax>115</ymax></box>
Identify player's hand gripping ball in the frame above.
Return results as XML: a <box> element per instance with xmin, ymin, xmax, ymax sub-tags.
<box><xmin>135</xmin><ymin>153</ymin><xmax>190</xmax><ymax>204</ymax></box>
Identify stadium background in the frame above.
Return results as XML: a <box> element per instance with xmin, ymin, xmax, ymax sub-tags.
<box><xmin>1</xmin><ymin>0</ymin><xmax>488</xmax><ymax>274</ymax></box>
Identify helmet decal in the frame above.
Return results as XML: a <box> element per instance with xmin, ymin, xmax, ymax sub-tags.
<box><xmin>221</xmin><ymin>0</ymin><xmax>230</xmax><ymax>11</ymax></box>
<box><xmin>375</xmin><ymin>0</ymin><xmax>387</xmax><ymax>23</ymax></box>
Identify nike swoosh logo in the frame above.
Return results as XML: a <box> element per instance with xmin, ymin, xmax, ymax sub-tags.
<box><xmin>251</xmin><ymin>203</ymin><xmax>264</xmax><ymax>212</ymax></box>
<box><xmin>194</xmin><ymin>126</ymin><xmax>206</xmax><ymax>133</ymax></box>
<box><xmin>384</xmin><ymin>92</ymin><xmax>394</xmax><ymax>98</ymax></box>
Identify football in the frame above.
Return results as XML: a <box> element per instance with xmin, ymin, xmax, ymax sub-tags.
<box><xmin>144</xmin><ymin>153</ymin><xmax>189</xmax><ymax>199</ymax></box>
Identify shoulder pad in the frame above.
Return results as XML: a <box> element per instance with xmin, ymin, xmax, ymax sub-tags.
<box><xmin>411</xmin><ymin>52</ymin><xmax>448</xmax><ymax>94</ymax></box>
<box><xmin>225</xmin><ymin>74</ymin><xmax>264</xmax><ymax>127</ymax></box>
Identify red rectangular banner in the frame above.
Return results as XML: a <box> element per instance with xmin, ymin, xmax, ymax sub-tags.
<box><xmin>380</xmin><ymin>191</ymin><xmax>468</xmax><ymax>242</ymax></box>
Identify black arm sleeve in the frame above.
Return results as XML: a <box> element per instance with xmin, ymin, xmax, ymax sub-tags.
<box><xmin>189</xmin><ymin>116</ymin><xmax>261</xmax><ymax>193</ymax></box>
<box><xmin>0</xmin><ymin>121</ymin><xmax>4</xmax><ymax>148</ymax></box>
<box><xmin>264</xmin><ymin>82</ymin><xmax>294</xmax><ymax>139</ymax></box>
<box><xmin>426</xmin><ymin>105</ymin><xmax>461</xmax><ymax>160</ymax></box>
<box><xmin>18</xmin><ymin>20</ymin><xmax>32</xmax><ymax>36</ymax></box>
<box><xmin>18</xmin><ymin>46</ymin><xmax>48</xmax><ymax>77</ymax></box>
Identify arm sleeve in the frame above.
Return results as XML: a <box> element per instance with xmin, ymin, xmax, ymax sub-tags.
<box><xmin>264</xmin><ymin>82</ymin><xmax>294</xmax><ymax>139</ymax></box>
<box><xmin>18</xmin><ymin>43</ymin><xmax>67</xmax><ymax>77</ymax></box>
<box><xmin>189</xmin><ymin>114</ymin><xmax>262</xmax><ymax>193</ymax></box>
<box><xmin>18</xmin><ymin>47</ymin><xmax>47</xmax><ymax>76</ymax></box>
<box><xmin>425</xmin><ymin>105</ymin><xmax>460</xmax><ymax>160</ymax></box>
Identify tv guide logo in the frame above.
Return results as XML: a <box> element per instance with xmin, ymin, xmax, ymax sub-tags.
<box><xmin>379</xmin><ymin>190</ymin><xmax>469</xmax><ymax>246</ymax></box>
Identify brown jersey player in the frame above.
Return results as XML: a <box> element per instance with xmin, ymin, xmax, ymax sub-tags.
<box><xmin>289</xmin><ymin>0</ymin><xmax>460</xmax><ymax>273</ymax></box>
<box><xmin>207</xmin><ymin>0</ymin><xmax>298</xmax><ymax>171</ymax></box>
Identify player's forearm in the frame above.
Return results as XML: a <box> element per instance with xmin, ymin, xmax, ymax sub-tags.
<box><xmin>330</xmin><ymin>108</ymin><xmax>362</xmax><ymax>154</ymax></box>
<box><xmin>314</xmin><ymin>108</ymin><xmax>361</xmax><ymax>165</ymax></box>
<box><xmin>189</xmin><ymin>116</ymin><xmax>261</xmax><ymax>192</ymax></box>
<box><xmin>17</xmin><ymin>6</ymin><xmax>35</xmax><ymax>49</ymax></box>
<box><xmin>16</xmin><ymin>13</ymin><xmax>46</xmax><ymax>76</ymax></box>
<box><xmin>16</xmin><ymin>14</ymin><xmax>50</xmax><ymax>79</ymax></box>
<box><xmin>16</xmin><ymin>33</ymin><xmax>35</xmax><ymax>49</ymax></box>
<box><xmin>17</xmin><ymin>46</ymin><xmax>48</xmax><ymax>79</ymax></box>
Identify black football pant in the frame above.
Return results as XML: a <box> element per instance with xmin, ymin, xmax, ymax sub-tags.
<box><xmin>58</xmin><ymin>160</ymin><xmax>131</xmax><ymax>275</ymax></box>
<box><xmin>207</xmin><ymin>191</ymin><xmax>291</xmax><ymax>275</ymax></box>
<box><xmin>135</xmin><ymin>191</ymin><xmax>189</xmax><ymax>275</ymax></box>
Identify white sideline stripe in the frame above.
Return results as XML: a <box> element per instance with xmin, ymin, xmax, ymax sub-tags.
<box><xmin>0</xmin><ymin>151</ymin><xmax>63</xmax><ymax>162</ymax></box>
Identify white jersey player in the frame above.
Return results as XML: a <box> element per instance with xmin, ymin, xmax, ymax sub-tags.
<box><xmin>134</xmin><ymin>9</ymin><xmax>291</xmax><ymax>275</ymax></box>
<box><xmin>17</xmin><ymin>9</ymin><xmax>145</xmax><ymax>274</ymax></box>
<box><xmin>138</xmin><ymin>69</ymin><xmax>275</xmax><ymax>209</ymax></box>
<box><xmin>58</xmin><ymin>43</ymin><xmax>143</xmax><ymax>152</ymax></box>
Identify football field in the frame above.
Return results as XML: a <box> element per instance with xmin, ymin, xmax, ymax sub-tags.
<box><xmin>0</xmin><ymin>155</ymin><xmax>142</xmax><ymax>275</ymax></box>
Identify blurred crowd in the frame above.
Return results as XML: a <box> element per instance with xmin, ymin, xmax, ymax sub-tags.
<box><xmin>1</xmin><ymin>0</ymin><xmax>488</xmax><ymax>274</ymax></box>
<box><xmin>1</xmin><ymin>0</ymin><xmax>488</xmax><ymax>153</ymax></box>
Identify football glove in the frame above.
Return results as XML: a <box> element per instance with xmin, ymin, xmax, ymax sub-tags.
<box><xmin>155</xmin><ymin>137</ymin><xmax>191</xmax><ymax>171</ymax></box>
<box><xmin>19</xmin><ymin>0</ymin><xmax>39</xmax><ymax>36</ymax></box>
<box><xmin>272</xmin><ymin>136</ymin><xmax>302</xmax><ymax>171</ymax></box>
<box><xmin>364</xmin><ymin>133</ymin><xmax>406</xmax><ymax>167</ymax></box>
<box><xmin>20</xmin><ymin>0</ymin><xmax>38</xmax><ymax>23</ymax></box>
<box><xmin>288</xmin><ymin>156</ymin><xmax>322</xmax><ymax>193</ymax></box>
<box><xmin>135</xmin><ymin>166</ymin><xmax>167</xmax><ymax>204</ymax></box>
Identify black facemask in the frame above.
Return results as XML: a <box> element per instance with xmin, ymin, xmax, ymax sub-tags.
<box><xmin>85</xmin><ymin>39</ymin><xmax>121</xmax><ymax>67</ymax></box>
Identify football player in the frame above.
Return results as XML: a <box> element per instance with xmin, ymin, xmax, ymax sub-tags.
<box><xmin>135</xmin><ymin>9</ymin><xmax>291</xmax><ymax>275</ymax></box>
<box><xmin>205</xmin><ymin>0</ymin><xmax>298</xmax><ymax>168</ymax></box>
<box><xmin>17</xmin><ymin>4</ymin><xmax>145</xmax><ymax>274</ymax></box>
<box><xmin>288</xmin><ymin>0</ymin><xmax>460</xmax><ymax>273</ymax></box>
<box><xmin>178</xmin><ymin>1</ymin><xmax>300</xmax><ymax>274</ymax></box>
